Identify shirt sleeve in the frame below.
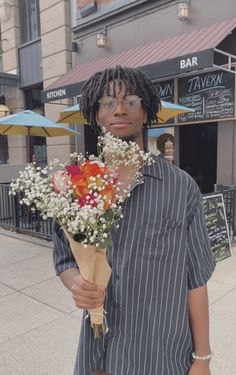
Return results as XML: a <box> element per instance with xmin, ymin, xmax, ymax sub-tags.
<box><xmin>52</xmin><ymin>220</ymin><xmax>78</xmax><ymax>276</ymax></box>
<box><xmin>186</xmin><ymin>179</ymin><xmax>216</xmax><ymax>289</ymax></box>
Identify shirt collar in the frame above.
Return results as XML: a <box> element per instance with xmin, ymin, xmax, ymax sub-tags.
<box><xmin>143</xmin><ymin>155</ymin><xmax>163</xmax><ymax>181</ymax></box>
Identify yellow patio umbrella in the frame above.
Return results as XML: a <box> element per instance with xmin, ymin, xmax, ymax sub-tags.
<box><xmin>57</xmin><ymin>101</ymin><xmax>194</xmax><ymax>125</ymax></box>
<box><xmin>0</xmin><ymin>110</ymin><xmax>80</xmax><ymax>162</ymax></box>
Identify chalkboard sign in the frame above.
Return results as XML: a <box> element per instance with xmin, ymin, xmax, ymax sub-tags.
<box><xmin>155</xmin><ymin>79</ymin><xmax>174</xmax><ymax>124</ymax></box>
<box><xmin>202</xmin><ymin>194</ymin><xmax>231</xmax><ymax>263</ymax></box>
<box><xmin>155</xmin><ymin>79</ymin><xmax>174</xmax><ymax>102</ymax></box>
<box><xmin>178</xmin><ymin>70</ymin><xmax>235</xmax><ymax>123</ymax></box>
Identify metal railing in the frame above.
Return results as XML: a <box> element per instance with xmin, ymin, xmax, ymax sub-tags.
<box><xmin>1</xmin><ymin>182</ymin><xmax>236</xmax><ymax>243</ymax></box>
<box><xmin>0</xmin><ymin>183</ymin><xmax>52</xmax><ymax>240</ymax></box>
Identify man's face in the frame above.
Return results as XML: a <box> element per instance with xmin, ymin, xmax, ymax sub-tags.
<box><xmin>96</xmin><ymin>80</ymin><xmax>147</xmax><ymax>148</ymax></box>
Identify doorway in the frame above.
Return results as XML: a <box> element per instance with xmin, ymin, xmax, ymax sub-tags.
<box><xmin>179</xmin><ymin>123</ymin><xmax>217</xmax><ymax>193</ymax></box>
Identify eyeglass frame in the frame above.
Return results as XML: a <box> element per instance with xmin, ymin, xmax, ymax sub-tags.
<box><xmin>98</xmin><ymin>95</ymin><xmax>143</xmax><ymax>112</ymax></box>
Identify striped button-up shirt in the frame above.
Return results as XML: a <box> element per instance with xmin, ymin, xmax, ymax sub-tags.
<box><xmin>53</xmin><ymin>156</ymin><xmax>215</xmax><ymax>375</ymax></box>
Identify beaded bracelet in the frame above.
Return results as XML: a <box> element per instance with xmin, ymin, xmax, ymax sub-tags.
<box><xmin>192</xmin><ymin>351</ymin><xmax>213</xmax><ymax>361</ymax></box>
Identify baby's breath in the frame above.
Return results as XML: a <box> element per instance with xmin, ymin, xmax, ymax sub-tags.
<box><xmin>10</xmin><ymin>131</ymin><xmax>154</xmax><ymax>247</ymax></box>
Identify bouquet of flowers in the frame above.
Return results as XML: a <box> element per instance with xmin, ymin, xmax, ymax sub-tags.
<box><xmin>10</xmin><ymin>131</ymin><xmax>153</xmax><ymax>336</ymax></box>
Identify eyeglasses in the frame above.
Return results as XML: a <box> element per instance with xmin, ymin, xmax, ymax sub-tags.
<box><xmin>98</xmin><ymin>95</ymin><xmax>142</xmax><ymax>112</ymax></box>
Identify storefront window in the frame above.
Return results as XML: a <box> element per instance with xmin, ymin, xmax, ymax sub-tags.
<box><xmin>75</xmin><ymin>0</ymin><xmax>173</xmax><ymax>24</ymax></box>
<box><xmin>19</xmin><ymin>0</ymin><xmax>41</xmax><ymax>44</ymax></box>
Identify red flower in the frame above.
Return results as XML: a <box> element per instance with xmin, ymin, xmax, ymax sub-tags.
<box><xmin>66</xmin><ymin>165</ymin><xmax>82</xmax><ymax>177</ymax></box>
<box><xmin>79</xmin><ymin>194</ymin><xmax>97</xmax><ymax>208</ymax></box>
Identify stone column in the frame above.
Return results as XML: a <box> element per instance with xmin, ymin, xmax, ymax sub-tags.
<box><xmin>1</xmin><ymin>0</ymin><xmax>26</xmax><ymax>164</ymax></box>
<box><xmin>41</xmin><ymin>0</ymin><xmax>75</xmax><ymax>163</ymax></box>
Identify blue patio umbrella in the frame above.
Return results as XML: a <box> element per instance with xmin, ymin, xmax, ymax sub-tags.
<box><xmin>57</xmin><ymin>101</ymin><xmax>194</xmax><ymax>125</ymax></box>
<box><xmin>0</xmin><ymin>110</ymin><xmax>80</xmax><ymax>162</ymax></box>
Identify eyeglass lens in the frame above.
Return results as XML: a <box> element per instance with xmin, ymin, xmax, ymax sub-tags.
<box><xmin>99</xmin><ymin>95</ymin><xmax>142</xmax><ymax>112</ymax></box>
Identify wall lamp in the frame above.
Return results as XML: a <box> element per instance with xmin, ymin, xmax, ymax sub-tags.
<box><xmin>177</xmin><ymin>0</ymin><xmax>190</xmax><ymax>21</ymax></box>
<box><xmin>96</xmin><ymin>27</ymin><xmax>107</xmax><ymax>48</ymax></box>
<box><xmin>72</xmin><ymin>41</ymin><xmax>80</xmax><ymax>53</ymax></box>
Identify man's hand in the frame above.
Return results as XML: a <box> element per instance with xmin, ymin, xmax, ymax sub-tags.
<box><xmin>71</xmin><ymin>274</ymin><xmax>105</xmax><ymax>310</ymax></box>
<box><xmin>188</xmin><ymin>360</ymin><xmax>211</xmax><ymax>375</ymax></box>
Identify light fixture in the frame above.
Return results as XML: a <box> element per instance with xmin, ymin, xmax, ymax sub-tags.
<box><xmin>96</xmin><ymin>27</ymin><xmax>107</xmax><ymax>48</ymax></box>
<box><xmin>0</xmin><ymin>104</ymin><xmax>9</xmax><ymax>117</ymax></box>
<box><xmin>0</xmin><ymin>1</ymin><xmax>13</xmax><ymax>22</ymax></box>
<box><xmin>71</xmin><ymin>41</ymin><xmax>80</xmax><ymax>53</ymax></box>
<box><xmin>177</xmin><ymin>0</ymin><xmax>190</xmax><ymax>21</ymax></box>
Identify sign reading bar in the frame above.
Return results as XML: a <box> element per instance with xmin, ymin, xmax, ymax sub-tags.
<box><xmin>178</xmin><ymin>70</ymin><xmax>235</xmax><ymax>123</ymax></box>
<box><xmin>202</xmin><ymin>194</ymin><xmax>231</xmax><ymax>263</ymax></box>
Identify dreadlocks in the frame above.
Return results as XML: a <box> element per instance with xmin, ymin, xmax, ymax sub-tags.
<box><xmin>79</xmin><ymin>66</ymin><xmax>161</xmax><ymax>134</ymax></box>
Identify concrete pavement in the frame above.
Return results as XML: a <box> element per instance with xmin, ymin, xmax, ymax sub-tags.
<box><xmin>0</xmin><ymin>227</ymin><xmax>235</xmax><ymax>375</ymax></box>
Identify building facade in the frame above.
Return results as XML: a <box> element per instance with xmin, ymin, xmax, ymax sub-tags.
<box><xmin>42</xmin><ymin>0</ymin><xmax>236</xmax><ymax>193</ymax></box>
<box><xmin>1</xmin><ymin>0</ymin><xmax>236</xmax><ymax>193</ymax></box>
<box><xmin>0</xmin><ymin>0</ymin><xmax>73</xmax><ymax>182</ymax></box>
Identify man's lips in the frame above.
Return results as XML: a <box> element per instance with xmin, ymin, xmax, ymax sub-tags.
<box><xmin>110</xmin><ymin>121</ymin><xmax>131</xmax><ymax>128</ymax></box>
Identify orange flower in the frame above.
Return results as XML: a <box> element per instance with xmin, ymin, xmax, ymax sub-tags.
<box><xmin>100</xmin><ymin>184</ymin><xmax>116</xmax><ymax>211</ymax></box>
<box><xmin>81</xmin><ymin>161</ymin><xmax>102</xmax><ymax>177</ymax></box>
<box><xmin>71</xmin><ymin>175</ymin><xmax>89</xmax><ymax>197</ymax></box>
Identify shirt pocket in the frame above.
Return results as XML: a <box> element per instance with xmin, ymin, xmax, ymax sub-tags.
<box><xmin>139</xmin><ymin>217</ymin><xmax>184</xmax><ymax>262</ymax></box>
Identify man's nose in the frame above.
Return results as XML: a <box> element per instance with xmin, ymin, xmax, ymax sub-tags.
<box><xmin>114</xmin><ymin>99</ymin><xmax>127</xmax><ymax>115</ymax></box>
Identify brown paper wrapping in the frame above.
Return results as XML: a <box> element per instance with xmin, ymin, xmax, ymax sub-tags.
<box><xmin>63</xmin><ymin>230</ymin><xmax>111</xmax><ymax>329</ymax></box>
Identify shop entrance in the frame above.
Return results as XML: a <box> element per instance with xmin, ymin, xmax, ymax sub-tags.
<box><xmin>179</xmin><ymin>123</ymin><xmax>217</xmax><ymax>193</ymax></box>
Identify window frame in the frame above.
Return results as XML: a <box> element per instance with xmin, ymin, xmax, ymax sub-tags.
<box><xmin>19</xmin><ymin>0</ymin><xmax>41</xmax><ymax>44</ymax></box>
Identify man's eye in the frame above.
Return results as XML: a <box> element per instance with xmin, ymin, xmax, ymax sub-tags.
<box><xmin>127</xmin><ymin>100</ymin><xmax>135</xmax><ymax>106</ymax></box>
<box><xmin>104</xmin><ymin>101</ymin><xmax>114</xmax><ymax>107</ymax></box>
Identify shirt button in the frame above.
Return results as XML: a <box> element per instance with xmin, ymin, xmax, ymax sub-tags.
<box><xmin>115</xmin><ymin>274</ymin><xmax>120</xmax><ymax>280</ymax></box>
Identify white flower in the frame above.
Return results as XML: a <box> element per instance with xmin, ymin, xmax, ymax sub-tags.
<box><xmin>9</xmin><ymin>131</ymin><xmax>153</xmax><ymax>246</ymax></box>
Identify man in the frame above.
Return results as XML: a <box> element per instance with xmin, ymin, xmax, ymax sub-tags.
<box><xmin>53</xmin><ymin>66</ymin><xmax>215</xmax><ymax>375</ymax></box>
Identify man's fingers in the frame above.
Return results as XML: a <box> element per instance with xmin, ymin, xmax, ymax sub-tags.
<box><xmin>72</xmin><ymin>287</ymin><xmax>104</xmax><ymax>300</ymax></box>
<box><xmin>74</xmin><ymin>275</ymin><xmax>104</xmax><ymax>292</ymax></box>
<box><xmin>71</xmin><ymin>274</ymin><xmax>106</xmax><ymax>309</ymax></box>
<box><xmin>73</xmin><ymin>294</ymin><xmax>105</xmax><ymax>309</ymax></box>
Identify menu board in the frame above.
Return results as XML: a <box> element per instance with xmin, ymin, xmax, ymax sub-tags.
<box><xmin>155</xmin><ymin>79</ymin><xmax>174</xmax><ymax>102</ymax></box>
<box><xmin>202</xmin><ymin>194</ymin><xmax>231</xmax><ymax>263</ymax></box>
<box><xmin>155</xmin><ymin>80</ymin><xmax>174</xmax><ymax>124</ymax></box>
<box><xmin>178</xmin><ymin>70</ymin><xmax>235</xmax><ymax>123</ymax></box>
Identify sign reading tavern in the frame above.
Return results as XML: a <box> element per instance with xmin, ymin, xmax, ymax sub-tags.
<box><xmin>178</xmin><ymin>70</ymin><xmax>235</xmax><ymax>123</ymax></box>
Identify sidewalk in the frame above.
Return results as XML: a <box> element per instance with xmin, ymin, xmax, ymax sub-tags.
<box><xmin>0</xmin><ymin>228</ymin><xmax>235</xmax><ymax>375</ymax></box>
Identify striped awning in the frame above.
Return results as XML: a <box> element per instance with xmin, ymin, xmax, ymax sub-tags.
<box><xmin>42</xmin><ymin>16</ymin><xmax>236</xmax><ymax>103</ymax></box>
